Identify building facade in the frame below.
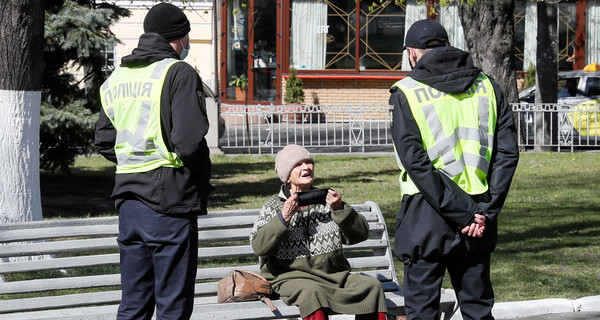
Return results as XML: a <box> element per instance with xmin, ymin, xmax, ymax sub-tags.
<box><xmin>103</xmin><ymin>1</ymin><xmax>600</xmax><ymax>106</ymax></box>
<box><xmin>218</xmin><ymin>0</ymin><xmax>600</xmax><ymax>106</ymax></box>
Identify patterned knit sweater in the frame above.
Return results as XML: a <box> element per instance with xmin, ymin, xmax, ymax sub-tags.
<box><xmin>249</xmin><ymin>189</ymin><xmax>387</xmax><ymax>317</ymax></box>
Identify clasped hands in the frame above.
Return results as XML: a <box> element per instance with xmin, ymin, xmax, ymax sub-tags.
<box><xmin>460</xmin><ymin>213</ymin><xmax>486</xmax><ymax>238</ymax></box>
<box><xmin>281</xmin><ymin>189</ymin><xmax>342</xmax><ymax>226</ymax></box>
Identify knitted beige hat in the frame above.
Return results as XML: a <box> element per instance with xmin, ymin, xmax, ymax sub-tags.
<box><xmin>275</xmin><ymin>145</ymin><xmax>313</xmax><ymax>183</ymax></box>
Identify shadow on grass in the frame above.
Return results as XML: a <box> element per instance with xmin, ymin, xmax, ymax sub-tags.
<box><xmin>499</xmin><ymin>169</ymin><xmax>600</xmax><ymax>252</ymax></box>
<box><xmin>498</xmin><ymin>213</ymin><xmax>600</xmax><ymax>253</ymax></box>
<box><xmin>211</xmin><ymin>159</ymin><xmax>274</xmax><ymax>179</ymax></box>
<box><xmin>210</xmin><ymin>178</ymin><xmax>283</xmax><ymax>208</ymax></box>
<box><xmin>41</xmin><ymin>166</ymin><xmax>116</xmax><ymax>218</ymax></box>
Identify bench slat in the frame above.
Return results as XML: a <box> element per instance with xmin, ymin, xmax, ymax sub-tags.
<box><xmin>0</xmin><ymin>225</ymin><xmax>118</xmax><ymax>243</ymax></box>
<box><xmin>196</xmin><ymin>209</ymin><xmax>377</xmax><ymax>230</ymax></box>
<box><xmin>0</xmin><ymin>305</ymin><xmax>119</xmax><ymax>320</ymax></box>
<box><xmin>348</xmin><ymin>256</ymin><xmax>392</xmax><ymax>270</ymax></box>
<box><xmin>0</xmin><ymin>216</ymin><xmax>118</xmax><ymax>231</ymax></box>
<box><xmin>0</xmin><ymin>274</ymin><xmax>121</xmax><ymax>295</ymax></box>
<box><xmin>0</xmin><ymin>225</ymin><xmax>386</xmax><ymax>260</ymax></box>
<box><xmin>2</xmin><ymin>242</ymin><xmax>391</xmax><ymax>274</ymax></box>
<box><xmin>195</xmin><ymin>238</ymin><xmax>389</xmax><ymax>261</ymax></box>
<box><xmin>0</xmin><ymin>237</ymin><xmax>117</xmax><ymax>258</ymax></box>
<box><xmin>0</xmin><ymin>254</ymin><xmax>120</xmax><ymax>274</ymax></box>
<box><xmin>0</xmin><ymin>268</ymin><xmax>397</xmax><ymax>300</ymax></box>
<box><xmin>0</xmin><ymin>290</ymin><xmax>122</xmax><ymax>314</ymax></box>
<box><xmin>0</xmin><ymin>206</ymin><xmax>375</xmax><ymax>233</ymax></box>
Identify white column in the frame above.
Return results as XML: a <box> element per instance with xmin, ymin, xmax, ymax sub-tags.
<box><xmin>438</xmin><ymin>4</ymin><xmax>465</xmax><ymax>50</ymax></box>
<box><xmin>402</xmin><ymin>0</ymin><xmax>428</xmax><ymax>71</ymax></box>
<box><xmin>524</xmin><ymin>1</ymin><xmax>537</xmax><ymax>70</ymax></box>
<box><xmin>587</xmin><ymin>0</ymin><xmax>600</xmax><ymax>65</ymax></box>
<box><xmin>205</xmin><ymin>97</ymin><xmax>223</xmax><ymax>155</ymax></box>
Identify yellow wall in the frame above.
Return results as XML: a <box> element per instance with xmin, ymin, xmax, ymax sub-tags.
<box><xmin>110</xmin><ymin>6</ymin><xmax>215</xmax><ymax>88</ymax></box>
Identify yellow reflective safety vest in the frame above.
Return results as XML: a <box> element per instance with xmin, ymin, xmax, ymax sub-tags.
<box><xmin>392</xmin><ymin>74</ymin><xmax>497</xmax><ymax>196</ymax></box>
<box><xmin>100</xmin><ymin>58</ymin><xmax>183</xmax><ymax>174</ymax></box>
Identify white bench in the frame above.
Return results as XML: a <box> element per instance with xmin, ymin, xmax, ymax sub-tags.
<box><xmin>0</xmin><ymin>201</ymin><xmax>456</xmax><ymax>320</ymax></box>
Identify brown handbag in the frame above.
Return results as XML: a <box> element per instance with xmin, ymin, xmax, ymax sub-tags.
<box><xmin>217</xmin><ymin>270</ymin><xmax>277</xmax><ymax>311</ymax></box>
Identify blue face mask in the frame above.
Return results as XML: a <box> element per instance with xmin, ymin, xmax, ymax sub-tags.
<box><xmin>179</xmin><ymin>39</ymin><xmax>190</xmax><ymax>60</ymax></box>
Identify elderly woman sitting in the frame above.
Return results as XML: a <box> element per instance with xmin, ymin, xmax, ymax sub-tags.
<box><xmin>250</xmin><ymin>144</ymin><xmax>387</xmax><ymax>320</ymax></box>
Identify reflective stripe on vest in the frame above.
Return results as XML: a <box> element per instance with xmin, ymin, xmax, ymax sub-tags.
<box><xmin>392</xmin><ymin>74</ymin><xmax>497</xmax><ymax>196</ymax></box>
<box><xmin>99</xmin><ymin>58</ymin><xmax>183</xmax><ymax>174</ymax></box>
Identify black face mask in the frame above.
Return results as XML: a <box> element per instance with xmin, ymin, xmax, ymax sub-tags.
<box><xmin>282</xmin><ymin>185</ymin><xmax>330</xmax><ymax>206</ymax></box>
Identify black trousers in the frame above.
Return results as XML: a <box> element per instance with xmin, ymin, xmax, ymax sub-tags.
<box><xmin>403</xmin><ymin>253</ymin><xmax>494</xmax><ymax>320</ymax></box>
<box><xmin>117</xmin><ymin>200</ymin><xmax>198</xmax><ymax>320</ymax></box>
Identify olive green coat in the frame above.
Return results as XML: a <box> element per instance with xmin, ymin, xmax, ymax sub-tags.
<box><xmin>249</xmin><ymin>191</ymin><xmax>387</xmax><ymax>317</ymax></box>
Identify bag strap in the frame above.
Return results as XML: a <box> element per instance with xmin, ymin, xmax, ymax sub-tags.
<box><xmin>260</xmin><ymin>296</ymin><xmax>277</xmax><ymax>311</ymax></box>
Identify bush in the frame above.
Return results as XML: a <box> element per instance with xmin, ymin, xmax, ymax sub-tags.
<box><xmin>524</xmin><ymin>64</ymin><xmax>536</xmax><ymax>89</ymax></box>
<box><xmin>284</xmin><ymin>67</ymin><xmax>304</xmax><ymax>104</ymax></box>
<box><xmin>40</xmin><ymin>100</ymin><xmax>97</xmax><ymax>173</ymax></box>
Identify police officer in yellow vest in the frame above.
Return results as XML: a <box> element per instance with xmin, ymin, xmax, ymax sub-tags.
<box><xmin>389</xmin><ymin>20</ymin><xmax>519</xmax><ymax>320</ymax></box>
<box><xmin>95</xmin><ymin>3</ymin><xmax>212</xmax><ymax>319</ymax></box>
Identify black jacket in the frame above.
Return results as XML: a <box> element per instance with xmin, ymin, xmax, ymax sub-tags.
<box><xmin>389</xmin><ymin>47</ymin><xmax>519</xmax><ymax>262</ymax></box>
<box><xmin>95</xmin><ymin>33</ymin><xmax>213</xmax><ymax>215</ymax></box>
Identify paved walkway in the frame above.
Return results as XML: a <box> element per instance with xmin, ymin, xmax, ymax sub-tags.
<box><xmin>509</xmin><ymin>312</ymin><xmax>600</xmax><ymax>320</ymax></box>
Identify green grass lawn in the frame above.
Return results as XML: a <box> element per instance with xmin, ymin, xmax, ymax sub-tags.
<box><xmin>40</xmin><ymin>152</ymin><xmax>600</xmax><ymax>302</ymax></box>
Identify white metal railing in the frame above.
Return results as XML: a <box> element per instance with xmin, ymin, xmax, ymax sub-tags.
<box><xmin>219</xmin><ymin>104</ymin><xmax>392</xmax><ymax>154</ymax></box>
<box><xmin>513</xmin><ymin>103</ymin><xmax>600</xmax><ymax>152</ymax></box>
<box><xmin>218</xmin><ymin>103</ymin><xmax>600</xmax><ymax>153</ymax></box>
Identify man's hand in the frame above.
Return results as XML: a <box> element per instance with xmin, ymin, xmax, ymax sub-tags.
<box><xmin>461</xmin><ymin>213</ymin><xmax>487</xmax><ymax>238</ymax></box>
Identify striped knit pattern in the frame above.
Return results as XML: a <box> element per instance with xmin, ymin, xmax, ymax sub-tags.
<box><xmin>250</xmin><ymin>196</ymin><xmax>342</xmax><ymax>260</ymax></box>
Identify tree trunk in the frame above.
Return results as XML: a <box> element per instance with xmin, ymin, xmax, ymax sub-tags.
<box><xmin>456</xmin><ymin>0</ymin><xmax>522</xmax><ymax>149</ymax></box>
<box><xmin>0</xmin><ymin>0</ymin><xmax>44</xmax><ymax>223</ymax></box>
<box><xmin>457</xmin><ymin>0</ymin><xmax>518</xmax><ymax>103</ymax></box>
<box><xmin>535</xmin><ymin>1</ymin><xmax>558</xmax><ymax>151</ymax></box>
<box><xmin>535</xmin><ymin>2</ymin><xmax>558</xmax><ymax>104</ymax></box>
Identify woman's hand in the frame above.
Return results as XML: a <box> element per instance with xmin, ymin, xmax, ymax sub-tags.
<box><xmin>326</xmin><ymin>189</ymin><xmax>343</xmax><ymax>211</ymax></box>
<box><xmin>281</xmin><ymin>193</ymin><xmax>299</xmax><ymax>226</ymax></box>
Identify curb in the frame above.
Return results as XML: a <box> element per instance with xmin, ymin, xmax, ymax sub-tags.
<box><xmin>447</xmin><ymin>295</ymin><xmax>600</xmax><ymax>320</ymax></box>
<box><xmin>493</xmin><ymin>295</ymin><xmax>600</xmax><ymax>319</ymax></box>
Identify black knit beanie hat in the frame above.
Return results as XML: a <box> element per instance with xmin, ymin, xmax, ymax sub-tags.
<box><xmin>143</xmin><ymin>2</ymin><xmax>190</xmax><ymax>41</ymax></box>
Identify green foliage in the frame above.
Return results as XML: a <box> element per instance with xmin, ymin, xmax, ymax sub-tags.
<box><xmin>41</xmin><ymin>0</ymin><xmax>129</xmax><ymax>173</ymax></box>
<box><xmin>39</xmin><ymin>101</ymin><xmax>98</xmax><ymax>173</ymax></box>
<box><xmin>284</xmin><ymin>67</ymin><xmax>304</xmax><ymax>104</ymax></box>
<box><xmin>229</xmin><ymin>74</ymin><xmax>248</xmax><ymax>91</ymax></box>
<box><xmin>43</xmin><ymin>0</ymin><xmax>129</xmax><ymax>110</ymax></box>
<box><xmin>524</xmin><ymin>64</ymin><xmax>536</xmax><ymax>89</ymax></box>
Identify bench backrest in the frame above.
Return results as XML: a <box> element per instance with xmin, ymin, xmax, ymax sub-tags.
<box><xmin>0</xmin><ymin>201</ymin><xmax>397</xmax><ymax>315</ymax></box>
